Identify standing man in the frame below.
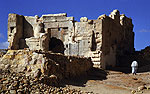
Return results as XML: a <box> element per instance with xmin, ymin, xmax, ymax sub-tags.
<box><xmin>131</xmin><ymin>60</ymin><xmax>138</xmax><ymax>75</ymax></box>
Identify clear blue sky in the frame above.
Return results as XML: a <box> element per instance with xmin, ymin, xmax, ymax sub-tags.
<box><xmin>0</xmin><ymin>0</ymin><xmax>150</xmax><ymax>50</ymax></box>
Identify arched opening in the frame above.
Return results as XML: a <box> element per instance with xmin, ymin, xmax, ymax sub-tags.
<box><xmin>49</xmin><ymin>37</ymin><xmax>65</xmax><ymax>54</ymax></box>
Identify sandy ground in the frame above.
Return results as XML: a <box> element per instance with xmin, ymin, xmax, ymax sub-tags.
<box><xmin>67</xmin><ymin>68</ymin><xmax>150</xmax><ymax>94</ymax></box>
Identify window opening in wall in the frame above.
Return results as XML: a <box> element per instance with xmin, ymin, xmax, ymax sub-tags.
<box><xmin>58</xmin><ymin>28</ymin><xmax>62</xmax><ymax>31</ymax></box>
<box><xmin>63</xmin><ymin>27</ymin><xmax>68</xmax><ymax>29</ymax></box>
<box><xmin>96</xmin><ymin>32</ymin><xmax>99</xmax><ymax>38</ymax></box>
<box><xmin>91</xmin><ymin>31</ymin><xmax>97</xmax><ymax>51</ymax></box>
<box><xmin>10</xmin><ymin>27</ymin><xmax>15</xmax><ymax>33</ymax></box>
<box><xmin>66</xmin><ymin>44</ymin><xmax>68</xmax><ymax>48</ymax></box>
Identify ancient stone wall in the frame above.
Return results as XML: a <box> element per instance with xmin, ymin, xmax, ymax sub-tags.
<box><xmin>7</xmin><ymin>10</ymin><xmax>134</xmax><ymax>69</ymax></box>
<box><xmin>0</xmin><ymin>50</ymin><xmax>93</xmax><ymax>80</ymax></box>
<box><xmin>8</xmin><ymin>14</ymin><xmax>23</xmax><ymax>50</ymax></box>
<box><xmin>99</xmin><ymin>10</ymin><xmax>134</xmax><ymax>69</ymax></box>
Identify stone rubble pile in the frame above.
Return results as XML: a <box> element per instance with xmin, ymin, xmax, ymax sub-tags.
<box><xmin>0</xmin><ymin>49</ymin><xmax>93</xmax><ymax>93</ymax></box>
<box><xmin>131</xmin><ymin>84</ymin><xmax>150</xmax><ymax>94</ymax></box>
<box><xmin>0</xmin><ymin>70</ymin><xmax>94</xmax><ymax>94</ymax></box>
<box><xmin>0</xmin><ymin>50</ymin><xmax>93</xmax><ymax>80</ymax></box>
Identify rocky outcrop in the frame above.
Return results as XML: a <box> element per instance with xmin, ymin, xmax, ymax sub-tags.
<box><xmin>0</xmin><ymin>50</ymin><xmax>93</xmax><ymax>81</ymax></box>
<box><xmin>114</xmin><ymin>46</ymin><xmax>150</xmax><ymax>72</ymax></box>
<box><xmin>134</xmin><ymin>46</ymin><xmax>150</xmax><ymax>72</ymax></box>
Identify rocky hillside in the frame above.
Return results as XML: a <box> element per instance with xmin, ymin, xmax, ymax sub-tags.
<box><xmin>110</xmin><ymin>46</ymin><xmax>150</xmax><ymax>73</ymax></box>
<box><xmin>136</xmin><ymin>46</ymin><xmax>150</xmax><ymax>72</ymax></box>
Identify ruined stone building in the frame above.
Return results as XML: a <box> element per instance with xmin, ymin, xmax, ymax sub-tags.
<box><xmin>7</xmin><ymin>10</ymin><xmax>134</xmax><ymax>69</ymax></box>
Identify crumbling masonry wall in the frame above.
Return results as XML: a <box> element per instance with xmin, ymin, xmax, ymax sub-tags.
<box><xmin>0</xmin><ymin>50</ymin><xmax>93</xmax><ymax>80</ymax></box>
<box><xmin>7</xmin><ymin>10</ymin><xmax>134</xmax><ymax>69</ymax></box>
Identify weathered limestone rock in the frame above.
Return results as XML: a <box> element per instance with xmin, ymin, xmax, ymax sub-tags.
<box><xmin>8</xmin><ymin>14</ymin><xmax>23</xmax><ymax>50</ymax></box>
<box><xmin>98</xmin><ymin>14</ymin><xmax>106</xmax><ymax>20</ymax></box>
<box><xmin>7</xmin><ymin>10</ymin><xmax>134</xmax><ymax>69</ymax></box>
<box><xmin>0</xmin><ymin>50</ymin><xmax>93</xmax><ymax>80</ymax></box>
<box><xmin>34</xmin><ymin>21</ymin><xmax>44</xmax><ymax>38</ymax></box>
<box><xmin>138</xmin><ymin>85</ymin><xmax>145</xmax><ymax>91</ymax></box>
<box><xmin>109</xmin><ymin>9</ymin><xmax>120</xmax><ymax>22</ymax></box>
<box><xmin>42</xmin><ymin>13</ymin><xmax>67</xmax><ymax>17</ymax></box>
<box><xmin>80</xmin><ymin>17</ymin><xmax>88</xmax><ymax>22</ymax></box>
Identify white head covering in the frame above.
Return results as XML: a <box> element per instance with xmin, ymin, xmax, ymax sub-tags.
<box><xmin>131</xmin><ymin>61</ymin><xmax>138</xmax><ymax>67</ymax></box>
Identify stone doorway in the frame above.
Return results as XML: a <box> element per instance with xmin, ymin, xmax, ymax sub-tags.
<box><xmin>49</xmin><ymin>37</ymin><xmax>65</xmax><ymax>54</ymax></box>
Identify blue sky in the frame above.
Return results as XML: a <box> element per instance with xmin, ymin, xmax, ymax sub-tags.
<box><xmin>0</xmin><ymin>0</ymin><xmax>150</xmax><ymax>50</ymax></box>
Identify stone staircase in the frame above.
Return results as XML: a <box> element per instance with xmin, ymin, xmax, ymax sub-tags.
<box><xmin>91</xmin><ymin>31</ymin><xmax>102</xmax><ymax>67</ymax></box>
<box><xmin>89</xmin><ymin>51</ymin><xmax>101</xmax><ymax>67</ymax></box>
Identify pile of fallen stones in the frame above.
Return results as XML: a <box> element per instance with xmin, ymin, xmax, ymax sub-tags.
<box><xmin>131</xmin><ymin>85</ymin><xmax>150</xmax><ymax>94</ymax></box>
<box><xmin>0</xmin><ymin>70</ymin><xmax>94</xmax><ymax>94</ymax></box>
<box><xmin>0</xmin><ymin>50</ymin><xmax>93</xmax><ymax>83</ymax></box>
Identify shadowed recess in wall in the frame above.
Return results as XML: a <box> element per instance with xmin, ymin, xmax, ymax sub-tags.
<box><xmin>49</xmin><ymin>37</ymin><xmax>65</xmax><ymax>54</ymax></box>
<box><xmin>91</xmin><ymin>31</ymin><xmax>97</xmax><ymax>51</ymax></box>
<box><xmin>23</xmin><ymin>17</ymin><xmax>34</xmax><ymax>38</ymax></box>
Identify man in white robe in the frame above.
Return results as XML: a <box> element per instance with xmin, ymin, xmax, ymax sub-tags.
<box><xmin>131</xmin><ymin>61</ymin><xmax>138</xmax><ymax>75</ymax></box>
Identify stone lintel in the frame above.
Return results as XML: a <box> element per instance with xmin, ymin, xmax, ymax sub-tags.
<box><xmin>42</xmin><ymin>13</ymin><xmax>67</xmax><ymax>17</ymax></box>
<box><xmin>42</xmin><ymin>16</ymin><xmax>74</xmax><ymax>22</ymax></box>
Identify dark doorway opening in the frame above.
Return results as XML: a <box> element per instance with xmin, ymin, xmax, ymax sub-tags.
<box><xmin>49</xmin><ymin>37</ymin><xmax>65</xmax><ymax>54</ymax></box>
<box><xmin>91</xmin><ymin>31</ymin><xmax>97</xmax><ymax>51</ymax></box>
